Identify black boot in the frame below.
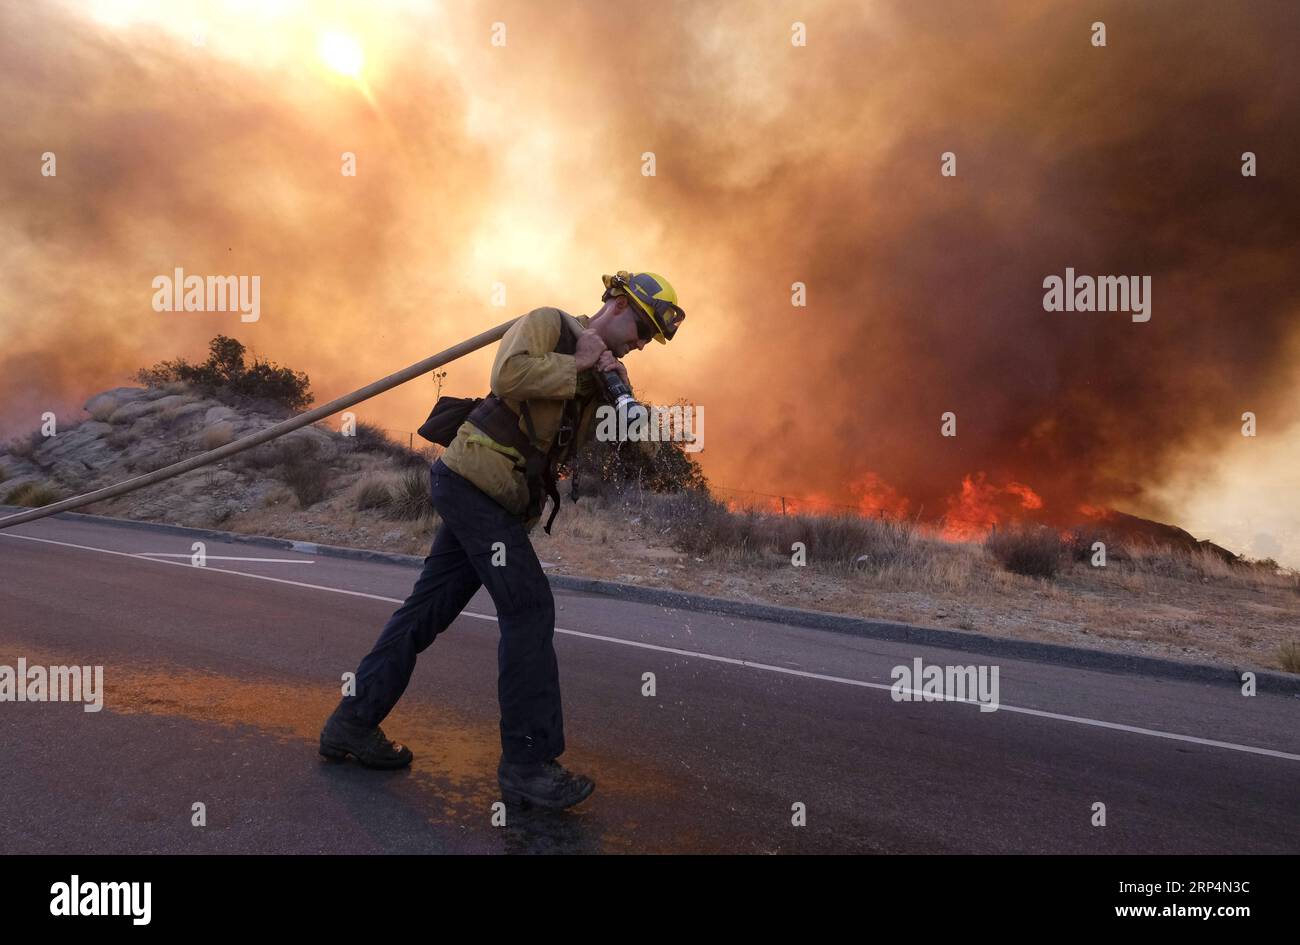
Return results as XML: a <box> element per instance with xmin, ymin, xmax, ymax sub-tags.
<box><xmin>319</xmin><ymin>710</ymin><xmax>413</xmax><ymax>769</ymax></box>
<box><xmin>498</xmin><ymin>758</ymin><xmax>595</xmax><ymax>810</ymax></box>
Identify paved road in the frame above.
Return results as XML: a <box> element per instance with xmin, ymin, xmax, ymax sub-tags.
<box><xmin>1</xmin><ymin>513</ymin><xmax>1297</xmax><ymax>853</ymax></box>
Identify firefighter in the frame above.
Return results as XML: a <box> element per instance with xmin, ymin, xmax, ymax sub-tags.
<box><xmin>319</xmin><ymin>272</ymin><xmax>685</xmax><ymax>810</ymax></box>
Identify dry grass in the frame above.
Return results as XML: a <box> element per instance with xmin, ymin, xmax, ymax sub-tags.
<box><xmin>6</xmin><ymin>431</ymin><xmax>43</xmax><ymax>460</ymax></box>
<box><xmin>633</xmin><ymin>489</ymin><xmax>924</xmax><ymax>573</ymax></box>
<box><xmin>1117</xmin><ymin>543</ymin><xmax>1298</xmax><ymax>594</ymax></box>
<box><xmin>132</xmin><ymin>446</ymin><xmax>185</xmax><ymax>474</ymax></box>
<box><xmin>4</xmin><ymin>480</ymin><xmax>61</xmax><ymax>507</ymax></box>
<box><xmin>345</xmin><ymin>422</ymin><xmax>429</xmax><ymax>467</ymax></box>
<box><xmin>158</xmin><ymin>397</ymin><xmax>200</xmax><ymax>425</ymax></box>
<box><xmin>106</xmin><ymin>429</ymin><xmax>138</xmax><ymax>450</ymax></box>
<box><xmin>985</xmin><ymin>526</ymin><xmax>1064</xmax><ymax>578</ymax></box>
<box><xmin>259</xmin><ymin>483</ymin><xmax>296</xmax><ymax>509</ymax></box>
<box><xmin>529</xmin><ymin>488</ymin><xmax>1300</xmax><ymax>671</ymax></box>
<box><xmin>87</xmin><ymin>398</ymin><xmax>118</xmax><ymax>422</ymax></box>
<box><xmin>235</xmin><ymin>440</ymin><xmax>300</xmax><ymax>471</ymax></box>
<box><xmin>277</xmin><ymin>455</ymin><xmax>330</xmax><ymax>509</ymax></box>
<box><xmin>352</xmin><ymin>468</ymin><xmax>433</xmax><ymax>521</ymax></box>
<box><xmin>355</xmin><ymin>472</ymin><xmax>396</xmax><ymax>512</ymax></box>
<box><xmin>200</xmin><ymin>421</ymin><xmax>235</xmax><ymax>450</ymax></box>
<box><xmin>1278</xmin><ymin>639</ymin><xmax>1300</xmax><ymax>674</ymax></box>
<box><xmin>389</xmin><ymin>468</ymin><xmax>434</xmax><ymax>520</ymax></box>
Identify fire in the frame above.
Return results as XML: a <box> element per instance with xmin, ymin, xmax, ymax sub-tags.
<box><xmin>850</xmin><ymin>472</ymin><xmax>913</xmax><ymax>520</ymax></box>
<box><xmin>939</xmin><ymin>474</ymin><xmax>1046</xmax><ymax>542</ymax></box>
<box><xmin>1005</xmin><ymin>482</ymin><xmax>1043</xmax><ymax>510</ymax></box>
<box><xmin>783</xmin><ymin>492</ymin><xmax>846</xmax><ymax>516</ymax></box>
<box><xmin>718</xmin><ymin>470</ymin><xmax>1054</xmax><ymax>544</ymax></box>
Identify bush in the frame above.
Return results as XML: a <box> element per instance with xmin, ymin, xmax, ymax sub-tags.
<box><xmin>6</xmin><ymin>431</ymin><xmax>43</xmax><ymax>460</ymax></box>
<box><xmin>564</xmin><ymin>403</ymin><xmax>708</xmax><ymax>496</ymax></box>
<box><xmin>136</xmin><ymin>335</ymin><xmax>312</xmax><ymax>412</ymax></box>
<box><xmin>387</xmin><ymin>468</ymin><xmax>434</xmax><ymax>521</ymax></box>
<box><xmin>277</xmin><ymin>455</ymin><xmax>330</xmax><ymax>508</ymax></box>
<box><xmin>355</xmin><ymin>474</ymin><xmax>396</xmax><ymax>513</ymax></box>
<box><xmin>88</xmin><ymin>397</ymin><xmax>118</xmax><ymax>422</ymax></box>
<box><xmin>235</xmin><ymin>436</ymin><xmax>316</xmax><ymax>472</ymax></box>
<box><xmin>1063</xmin><ymin>527</ymin><xmax>1110</xmax><ymax>563</ymax></box>
<box><xmin>4</xmin><ymin>481</ymin><xmax>61</xmax><ymax>508</ymax></box>
<box><xmin>200</xmin><ymin>421</ymin><xmax>235</xmax><ymax>450</ymax></box>
<box><xmin>353</xmin><ymin>469</ymin><xmax>433</xmax><ymax>521</ymax></box>
<box><xmin>985</xmin><ymin>526</ymin><xmax>1063</xmax><ymax>578</ymax></box>
<box><xmin>636</xmin><ymin>489</ymin><xmax>920</xmax><ymax>572</ymax></box>
<box><xmin>1280</xmin><ymin>639</ymin><xmax>1300</xmax><ymax>675</ymax></box>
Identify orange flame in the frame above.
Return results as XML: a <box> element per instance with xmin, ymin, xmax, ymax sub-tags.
<box><xmin>717</xmin><ymin>470</ymin><xmax>1059</xmax><ymax>545</ymax></box>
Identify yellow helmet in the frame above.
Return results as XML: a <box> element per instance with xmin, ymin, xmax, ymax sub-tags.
<box><xmin>601</xmin><ymin>270</ymin><xmax>685</xmax><ymax>344</ymax></box>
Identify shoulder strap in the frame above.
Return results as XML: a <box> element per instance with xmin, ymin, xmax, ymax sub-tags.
<box><xmin>553</xmin><ymin>310</ymin><xmax>582</xmax><ymax>355</ymax></box>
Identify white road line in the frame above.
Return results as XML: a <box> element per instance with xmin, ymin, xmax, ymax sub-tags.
<box><xmin>5</xmin><ymin>529</ymin><xmax>1299</xmax><ymax>764</ymax></box>
<box><xmin>2</xmin><ymin>533</ymin><xmax>402</xmax><ymax>604</ymax></box>
<box><xmin>136</xmin><ymin>553</ymin><xmax>314</xmax><ymax>563</ymax></box>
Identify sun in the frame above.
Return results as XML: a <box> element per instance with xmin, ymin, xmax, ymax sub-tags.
<box><xmin>318</xmin><ymin>31</ymin><xmax>364</xmax><ymax>79</ymax></box>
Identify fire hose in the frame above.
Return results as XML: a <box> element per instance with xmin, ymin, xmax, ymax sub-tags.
<box><xmin>0</xmin><ymin>317</ymin><xmax>522</xmax><ymax>530</ymax></box>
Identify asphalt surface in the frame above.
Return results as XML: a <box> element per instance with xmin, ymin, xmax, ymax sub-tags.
<box><xmin>1</xmin><ymin>513</ymin><xmax>1298</xmax><ymax>854</ymax></box>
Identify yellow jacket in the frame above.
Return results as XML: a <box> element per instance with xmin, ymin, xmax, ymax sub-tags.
<box><xmin>441</xmin><ymin>307</ymin><xmax>601</xmax><ymax>522</ymax></box>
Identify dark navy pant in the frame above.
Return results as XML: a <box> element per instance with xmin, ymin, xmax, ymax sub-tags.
<box><xmin>336</xmin><ymin>458</ymin><xmax>564</xmax><ymax>765</ymax></box>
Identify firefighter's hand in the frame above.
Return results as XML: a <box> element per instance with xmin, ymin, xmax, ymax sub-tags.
<box><xmin>574</xmin><ymin>330</ymin><xmax>607</xmax><ymax>371</ymax></box>
<box><xmin>596</xmin><ymin>350</ymin><xmax>629</xmax><ymax>388</ymax></box>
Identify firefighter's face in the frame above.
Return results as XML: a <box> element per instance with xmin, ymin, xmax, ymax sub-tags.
<box><xmin>600</xmin><ymin>296</ymin><xmax>651</xmax><ymax>359</ymax></box>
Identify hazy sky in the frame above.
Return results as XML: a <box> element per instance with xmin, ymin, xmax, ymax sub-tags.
<box><xmin>2</xmin><ymin>0</ymin><xmax>1297</xmax><ymax>564</ymax></box>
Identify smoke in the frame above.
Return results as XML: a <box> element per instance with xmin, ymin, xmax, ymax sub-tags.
<box><xmin>2</xmin><ymin>0</ymin><xmax>1298</xmax><ymax>534</ymax></box>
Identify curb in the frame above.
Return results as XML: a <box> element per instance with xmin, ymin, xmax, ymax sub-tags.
<box><xmin>4</xmin><ymin>504</ymin><xmax>1298</xmax><ymax>696</ymax></box>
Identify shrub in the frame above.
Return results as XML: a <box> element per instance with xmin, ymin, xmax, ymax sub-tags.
<box><xmin>985</xmin><ymin>525</ymin><xmax>1063</xmax><ymax>578</ymax></box>
<box><xmin>1280</xmin><ymin>639</ymin><xmax>1300</xmax><ymax>675</ymax></box>
<box><xmin>88</xmin><ymin>398</ymin><xmax>119</xmax><ymax>422</ymax></box>
<box><xmin>636</xmin><ymin>489</ymin><xmax>921</xmax><ymax>573</ymax></box>
<box><xmin>351</xmin><ymin>469</ymin><xmax>433</xmax><ymax>521</ymax></box>
<box><xmin>6</xmin><ymin>431</ymin><xmax>43</xmax><ymax>460</ymax></box>
<box><xmin>386</xmin><ymin>468</ymin><xmax>434</xmax><ymax>521</ymax></box>
<box><xmin>565</xmin><ymin>411</ymin><xmax>708</xmax><ymax>495</ymax></box>
<box><xmin>158</xmin><ymin>400</ymin><xmax>198</xmax><ymax>426</ymax></box>
<box><xmin>277</xmin><ymin>455</ymin><xmax>330</xmax><ymax>508</ymax></box>
<box><xmin>200</xmin><ymin>421</ymin><xmax>235</xmax><ymax>450</ymax></box>
<box><xmin>1063</xmin><ymin>527</ymin><xmax>1110</xmax><ymax>563</ymax></box>
<box><xmin>355</xmin><ymin>473</ymin><xmax>396</xmax><ymax>513</ymax></box>
<box><xmin>136</xmin><ymin>335</ymin><xmax>312</xmax><ymax>412</ymax></box>
<box><xmin>237</xmin><ymin>439</ymin><xmax>299</xmax><ymax>471</ymax></box>
<box><xmin>4</xmin><ymin>481</ymin><xmax>61</xmax><ymax>507</ymax></box>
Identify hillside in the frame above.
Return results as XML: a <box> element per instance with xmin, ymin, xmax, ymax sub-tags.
<box><xmin>2</xmin><ymin>382</ymin><xmax>1297</xmax><ymax>673</ymax></box>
